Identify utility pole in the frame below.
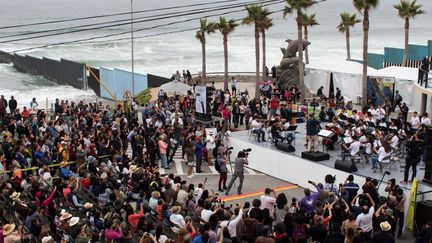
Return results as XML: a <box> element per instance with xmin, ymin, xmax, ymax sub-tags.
<box><xmin>131</xmin><ymin>0</ymin><xmax>135</xmax><ymax>97</ymax></box>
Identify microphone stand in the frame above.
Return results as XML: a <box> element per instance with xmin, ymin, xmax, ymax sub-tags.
<box><xmin>377</xmin><ymin>171</ymin><xmax>391</xmax><ymax>190</ymax></box>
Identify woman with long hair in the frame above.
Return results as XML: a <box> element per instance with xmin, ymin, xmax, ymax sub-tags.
<box><xmin>371</xmin><ymin>139</ymin><xmax>391</xmax><ymax>171</ymax></box>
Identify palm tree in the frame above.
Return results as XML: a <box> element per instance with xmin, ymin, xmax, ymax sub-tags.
<box><xmin>284</xmin><ymin>0</ymin><xmax>317</xmax><ymax>101</ymax></box>
<box><xmin>353</xmin><ymin>0</ymin><xmax>379</xmax><ymax>106</ymax></box>
<box><xmin>337</xmin><ymin>13</ymin><xmax>361</xmax><ymax>61</ymax></box>
<box><xmin>259</xmin><ymin>16</ymin><xmax>273</xmax><ymax>81</ymax></box>
<box><xmin>394</xmin><ymin>0</ymin><xmax>424</xmax><ymax>67</ymax></box>
<box><xmin>195</xmin><ymin>18</ymin><xmax>217</xmax><ymax>84</ymax></box>
<box><xmin>301</xmin><ymin>12</ymin><xmax>318</xmax><ymax>64</ymax></box>
<box><xmin>242</xmin><ymin>4</ymin><xmax>270</xmax><ymax>98</ymax></box>
<box><xmin>216</xmin><ymin>17</ymin><xmax>239</xmax><ymax>91</ymax></box>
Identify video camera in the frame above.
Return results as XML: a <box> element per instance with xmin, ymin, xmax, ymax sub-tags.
<box><xmin>227</xmin><ymin>147</ymin><xmax>234</xmax><ymax>155</ymax></box>
<box><xmin>243</xmin><ymin>148</ymin><xmax>252</xmax><ymax>157</ymax></box>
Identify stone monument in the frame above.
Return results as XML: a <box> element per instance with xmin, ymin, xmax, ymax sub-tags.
<box><xmin>276</xmin><ymin>39</ymin><xmax>311</xmax><ymax>90</ymax></box>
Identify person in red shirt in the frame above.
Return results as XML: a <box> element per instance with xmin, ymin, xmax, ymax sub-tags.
<box><xmin>269</xmin><ymin>95</ymin><xmax>280</xmax><ymax>119</ymax></box>
<box><xmin>21</xmin><ymin>107</ymin><xmax>30</xmax><ymax>121</ymax></box>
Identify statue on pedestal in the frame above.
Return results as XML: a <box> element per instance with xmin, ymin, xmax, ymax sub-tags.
<box><xmin>276</xmin><ymin>39</ymin><xmax>310</xmax><ymax>90</ymax></box>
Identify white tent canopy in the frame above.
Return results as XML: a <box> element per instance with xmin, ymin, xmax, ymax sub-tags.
<box><xmin>375</xmin><ymin>66</ymin><xmax>418</xmax><ymax>81</ymax></box>
<box><xmin>306</xmin><ymin>59</ymin><xmax>382</xmax><ymax>76</ymax></box>
<box><xmin>160</xmin><ymin>80</ymin><xmax>191</xmax><ymax>96</ymax></box>
<box><xmin>305</xmin><ymin>60</ymin><xmax>387</xmax><ymax>103</ymax></box>
<box><xmin>375</xmin><ymin>66</ymin><xmax>421</xmax><ymax>111</ymax></box>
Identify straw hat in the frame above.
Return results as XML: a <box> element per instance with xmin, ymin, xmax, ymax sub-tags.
<box><xmin>60</xmin><ymin>212</ymin><xmax>73</xmax><ymax>221</ymax></box>
<box><xmin>380</xmin><ymin>221</ymin><xmax>391</xmax><ymax>231</ymax></box>
<box><xmin>60</xmin><ymin>209</ymin><xmax>66</xmax><ymax>215</ymax></box>
<box><xmin>171</xmin><ymin>206</ymin><xmax>181</xmax><ymax>214</ymax></box>
<box><xmin>84</xmin><ymin>202</ymin><xmax>93</xmax><ymax>209</ymax></box>
<box><xmin>10</xmin><ymin>192</ymin><xmax>20</xmax><ymax>200</ymax></box>
<box><xmin>59</xmin><ymin>161</ymin><xmax>68</xmax><ymax>167</ymax></box>
<box><xmin>69</xmin><ymin>217</ymin><xmax>80</xmax><ymax>227</ymax></box>
<box><xmin>129</xmin><ymin>165</ymin><xmax>139</xmax><ymax>174</ymax></box>
<box><xmin>3</xmin><ymin>223</ymin><xmax>16</xmax><ymax>236</ymax></box>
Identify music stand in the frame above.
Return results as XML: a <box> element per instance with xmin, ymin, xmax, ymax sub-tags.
<box><xmin>318</xmin><ymin>130</ymin><xmax>335</xmax><ymax>153</ymax></box>
<box><xmin>340</xmin><ymin>115</ymin><xmax>347</xmax><ymax>121</ymax></box>
<box><xmin>347</xmin><ymin>118</ymin><xmax>356</xmax><ymax>124</ymax></box>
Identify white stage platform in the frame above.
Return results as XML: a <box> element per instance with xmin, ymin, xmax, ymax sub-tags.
<box><xmin>227</xmin><ymin>129</ymin><xmax>431</xmax><ymax>197</ymax></box>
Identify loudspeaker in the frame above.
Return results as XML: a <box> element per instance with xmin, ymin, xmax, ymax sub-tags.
<box><xmin>424</xmin><ymin>129</ymin><xmax>432</xmax><ymax>184</ymax></box>
<box><xmin>334</xmin><ymin>159</ymin><xmax>358</xmax><ymax>173</ymax></box>
<box><xmin>275</xmin><ymin>141</ymin><xmax>295</xmax><ymax>153</ymax></box>
<box><xmin>416</xmin><ymin>200</ymin><xmax>432</xmax><ymax>230</ymax></box>
<box><xmin>301</xmin><ymin>151</ymin><xmax>329</xmax><ymax>162</ymax></box>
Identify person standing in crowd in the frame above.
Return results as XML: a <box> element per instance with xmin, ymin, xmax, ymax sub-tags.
<box><xmin>231</xmin><ymin>76</ymin><xmax>238</xmax><ymax>96</ymax></box>
<box><xmin>401</xmin><ymin>133</ymin><xmax>423</xmax><ymax>184</ymax></box>
<box><xmin>158</xmin><ymin>134</ymin><xmax>169</xmax><ymax>169</ymax></box>
<box><xmin>421</xmin><ymin>112</ymin><xmax>431</xmax><ymax>126</ymax></box>
<box><xmin>411</xmin><ymin>111</ymin><xmax>421</xmax><ymax>129</ymax></box>
<box><xmin>216</xmin><ymin>148</ymin><xmax>228</xmax><ymax>192</ymax></box>
<box><xmin>343</xmin><ymin>175</ymin><xmax>359</xmax><ymax>203</ymax></box>
<box><xmin>225</xmin><ymin>150</ymin><xmax>248</xmax><ymax>195</ymax></box>
<box><xmin>8</xmin><ymin>96</ymin><xmax>17</xmax><ymax>115</ymax></box>
<box><xmin>336</xmin><ymin>87</ymin><xmax>341</xmax><ymax>101</ymax></box>
<box><xmin>400</xmin><ymin>102</ymin><xmax>409</xmax><ymax>122</ymax></box>
<box><xmin>0</xmin><ymin>95</ymin><xmax>6</xmax><ymax>120</ymax></box>
<box><xmin>271</xmin><ymin>65</ymin><xmax>277</xmax><ymax>79</ymax></box>
<box><xmin>305</xmin><ymin>113</ymin><xmax>320</xmax><ymax>152</ymax></box>
<box><xmin>184</xmin><ymin>142</ymin><xmax>195</xmax><ymax>178</ymax></box>
<box><xmin>393</xmin><ymin>90</ymin><xmax>403</xmax><ymax>111</ymax></box>
<box><xmin>30</xmin><ymin>97</ymin><xmax>38</xmax><ymax>111</ymax></box>
<box><xmin>194</xmin><ymin>136</ymin><xmax>206</xmax><ymax>173</ymax></box>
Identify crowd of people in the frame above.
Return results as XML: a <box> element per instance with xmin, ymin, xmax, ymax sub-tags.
<box><xmin>0</xmin><ymin>75</ymin><xmax>430</xmax><ymax>243</ymax></box>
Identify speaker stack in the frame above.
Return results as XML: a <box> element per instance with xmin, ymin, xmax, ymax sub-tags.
<box><xmin>334</xmin><ymin>159</ymin><xmax>358</xmax><ymax>173</ymax></box>
<box><xmin>416</xmin><ymin>200</ymin><xmax>432</xmax><ymax>230</ymax></box>
<box><xmin>275</xmin><ymin>141</ymin><xmax>295</xmax><ymax>153</ymax></box>
<box><xmin>301</xmin><ymin>151</ymin><xmax>330</xmax><ymax>162</ymax></box>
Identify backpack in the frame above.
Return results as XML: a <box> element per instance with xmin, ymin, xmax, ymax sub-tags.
<box><xmin>215</xmin><ymin>156</ymin><xmax>222</xmax><ymax>172</ymax></box>
<box><xmin>292</xmin><ymin>224</ymin><xmax>307</xmax><ymax>243</ymax></box>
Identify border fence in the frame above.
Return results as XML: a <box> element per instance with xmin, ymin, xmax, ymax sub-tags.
<box><xmin>0</xmin><ymin>50</ymin><xmax>170</xmax><ymax>101</ymax></box>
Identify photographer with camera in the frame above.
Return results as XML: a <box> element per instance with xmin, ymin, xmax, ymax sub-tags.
<box><xmin>216</xmin><ymin>147</ymin><xmax>229</xmax><ymax>192</ymax></box>
<box><xmin>225</xmin><ymin>150</ymin><xmax>249</xmax><ymax>195</ymax></box>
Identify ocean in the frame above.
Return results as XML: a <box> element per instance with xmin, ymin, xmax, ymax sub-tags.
<box><xmin>0</xmin><ymin>0</ymin><xmax>431</xmax><ymax>108</ymax></box>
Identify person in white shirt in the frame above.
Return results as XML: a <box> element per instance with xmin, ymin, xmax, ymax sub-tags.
<box><xmin>251</xmin><ymin>117</ymin><xmax>266</xmax><ymax>142</ymax></box>
<box><xmin>170</xmin><ymin>206</ymin><xmax>185</xmax><ymax>229</ymax></box>
<box><xmin>421</xmin><ymin>112</ymin><xmax>431</xmax><ymax>126</ymax></box>
<box><xmin>375</xmin><ymin>105</ymin><xmax>386</xmax><ymax>121</ymax></box>
<box><xmin>218</xmin><ymin>207</ymin><xmax>244</xmax><ymax>239</ymax></box>
<box><xmin>201</xmin><ymin>201</ymin><xmax>217</xmax><ymax>222</ymax></box>
<box><xmin>411</xmin><ymin>111</ymin><xmax>420</xmax><ymax>129</ymax></box>
<box><xmin>342</xmin><ymin>136</ymin><xmax>361</xmax><ymax>161</ymax></box>
<box><xmin>389</xmin><ymin>130</ymin><xmax>399</xmax><ymax>149</ymax></box>
<box><xmin>368</xmin><ymin>105</ymin><xmax>377</xmax><ymax>122</ymax></box>
<box><xmin>354</xmin><ymin>193</ymin><xmax>376</xmax><ymax>240</ymax></box>
<box><xmin>231</xmin><ymin>77</ymin><xmax>238</xmax><ymax>95</ymax></box>
<box><xmin>260</xmin><ymin>188</ymin><xmax>277</xmax><ymax>215</ymax></box>
<box><xmin>176</xmin><ymin>186</ymin><xmax>189</xmax><ymax>207</ymax></box>
<box><xmin>371</xmin><ymin>140</ymin><xmax>392</xmax><ymax>170</ymax></box>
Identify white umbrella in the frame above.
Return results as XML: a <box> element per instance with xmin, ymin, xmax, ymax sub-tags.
<box><xmin>160</xmin><ymin>80</ymin><xmax>192</xmax><ymax>96</ymax></box>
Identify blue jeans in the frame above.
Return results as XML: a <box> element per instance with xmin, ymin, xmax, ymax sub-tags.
<box><xmin>160</xmin><ymin>154</ymin><xmax>168</xmax><ymax>168</ymax></box>
<box><xmin>371</xmin><ymin>156</ymin><xmax>379</xmax><ymax>169</ymax></box>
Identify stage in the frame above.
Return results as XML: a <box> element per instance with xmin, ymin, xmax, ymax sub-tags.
<box><xmin>227</xmin><ymin>128</ymin><xmax>431</xmax><ymax>197</ymax></box>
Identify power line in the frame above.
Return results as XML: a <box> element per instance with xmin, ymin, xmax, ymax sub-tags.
<box><xmin>0</xmin><ymin>0</ymin><xmax>257</xmax><ymax>30</ymax></box>
<box><xmin>0</xmin><ymin>0</ymin><xmax>277</xmax><ymax>43</ymax></box>
<box><xmin>10</xmin><ymin>1</ymin><xmax>285</xmax><ymax>53</ymax></box>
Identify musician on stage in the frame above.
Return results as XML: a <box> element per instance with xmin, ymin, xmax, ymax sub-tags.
<box><xmin>341</xmin><ymin>135</ymin><xmax>361</xmax><ymax>161</ymax></box>
<box><xmin>305</xmin><ymin>113</ymin><xmax>321</xmax><ymax>152</ymax></box>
